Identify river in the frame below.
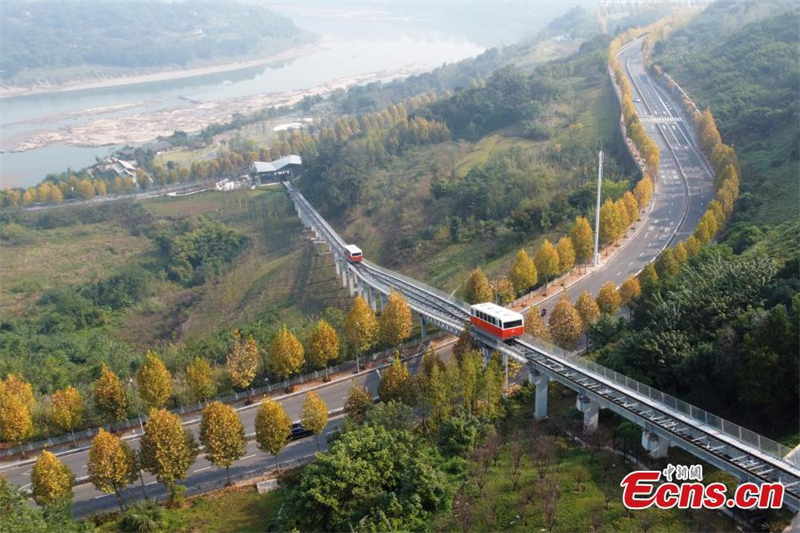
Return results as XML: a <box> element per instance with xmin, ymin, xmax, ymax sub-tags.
<box><xmin>0</xmin><ymin>8</ymin><xmax>487</xmax><ymax>189</ymax></box>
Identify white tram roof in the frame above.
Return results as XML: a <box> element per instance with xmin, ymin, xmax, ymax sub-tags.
<box><xmin>471</xmin><ymin>302</ymin><xmax>523</xmax><ymax>322</ymax></box>
<box><xmin>344</xmin><ymin>244</ymin><xmax>362</xmax><ymax>255</ymax></box>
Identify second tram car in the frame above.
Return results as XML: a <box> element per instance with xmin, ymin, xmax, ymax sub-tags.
<box><xmin>470</xmin><ymin>302</ymin><xmax>524</xmax><ymax>341</ymax></box>
<box><xmin>344</xmin><ymin>244</ymin><xmax>363</xmax><ymax>263</ymax></box>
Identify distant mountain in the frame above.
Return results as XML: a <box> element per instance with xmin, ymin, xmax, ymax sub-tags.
<box><xmin>0</xmin><ymin>2</ymin><xmax>309</xmax><ymax>83</ymax></box>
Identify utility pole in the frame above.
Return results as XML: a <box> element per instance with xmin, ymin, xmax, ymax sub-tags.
<box><xmin>593</xmin><ymin>149</ymin><xmax>603</xmax><ymax>267</ymax></box>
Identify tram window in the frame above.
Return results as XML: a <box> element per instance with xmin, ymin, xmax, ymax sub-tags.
<box><xmin>505</xmin><ymin>320</ymin><xmax>522</xmax><ymax>328</ymax></box>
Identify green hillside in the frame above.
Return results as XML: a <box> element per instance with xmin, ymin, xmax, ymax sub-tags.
<box><xmin>653</xmin><ymin>4</ymin><xmax>799</xmax><ymax>251</ymax></box>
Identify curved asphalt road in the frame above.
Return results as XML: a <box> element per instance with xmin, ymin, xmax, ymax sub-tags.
<box><xmin>531</xmin><ymin>39</ymin><xmax>714</xmax><ymax>313</ymax></box>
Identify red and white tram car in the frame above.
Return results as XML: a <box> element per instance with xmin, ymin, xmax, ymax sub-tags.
<box><xmin>344</xmin><ymin>244</ymin><xmax>363</xmax><ymax>263</ymax></box>
<box><xmin>470</xmin><ymin>302</ymin><xmax>524</xmax><ymax>341</ymax></box>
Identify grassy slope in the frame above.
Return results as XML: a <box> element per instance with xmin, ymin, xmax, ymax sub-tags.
<box><xmin>0</xmin><ymin>223</ymin><xmax>153</xmax><ymax>318</ymax></box>
<box><xmin>333</xmin><ymin>67</ymin><xmax>622</xmax><ymax>294</ymax></box>
<box><xmin>121</xmin><ymin>188</ymin><xmax>349</xmax><ymax>346</ymax></box>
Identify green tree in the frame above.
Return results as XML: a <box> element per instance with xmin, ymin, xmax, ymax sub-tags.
<box><xmin>136</xmin><ymin>351</ymin><xmax>172</xmax><ymax>411</ymax></box>
<box><xmin>452</xmin><ymin>327</ymin><xmax>474</xmax><ymax>365</ymax></box>
<box><xmin>508</xmin><ymin>249</ymin><xmax>537</xmax><ymax>295</ymax></box>
<box><xmin>345</xmin><ymin>295</ymin><xmax>378</xmax><ymax>372</ymax></box>
<box><xmin>301</xmin><ymin>392</ymin><xmax>329</xmax><ymax>450</ymax></box>
<box><xmin>534</xmin><ymin>240</ymin><xmax>560</xmax><ymax>294</ymax></box>
<box><xmin>548</xmin><ymin>298</ymin><xmax>583</xmax><ymax>350</ymax></box>
<box><xmin>254</xmin><ymin>399</ymin><xmax>292</xmax><ymax>469</ymax></box>
<box><xmin>308</xmin><ymin>320</ymin><xmax>340</xmax><ymax>379</ymax></box>
<box><xmin>31</xmin><ymin>451</ymin><xmax>74</xmax><ymax>508</ymax></box>
<box><xmin>378</xmin><ymin>357</ymin><xmax>415</xmax><ymax>405</ymax></box>
<box><xmin>139</xmin><ymin>408</ymin><xmax>198</xmax><ymax>500</ymax></box>
<box><xmin>270</xmin><ymin>325</ymin><xmax>305</xmax><ymax>381</ymax></box>
<box><xmin>596</xmin><ymin>281</ymin><xmax>622</xmax><ymax>315</ymax></box>
<box><xmin>93</xmin><ymin>363</ymin><xmax>129</xmax><ymax>422</ymax></box>
<box><xmin>88</xmin><ymin>428</ymin><xmax>137</xmax><ymax>511</ymax></box>
<box><xmin>50</xmin><ymin>386</ymin><xmax>83</xmax><ymax>442</ymax></box>
<box><xmin>379</xmin><ymin>291</ymin><xmax>413</xmax><ymax>348</ymax></box>
<box><xmin>343</xmin><ymin>381</ymin><xmax>372</xmax><ymax>422</ymax></box>
<box><xmin>464</xmin><ymin>268</ymin><xmax>493</xmax><ymax>303</ymax></box>
<box><xmin>227</xmin><ymin>331</ymin><xmax>260</xmax><ymax>390</ymax></box>
<box><xmin>461</xmin><ymin>350</ymin><xmax>483</xmax><ymax>413</ymax></box>
<box><xmin>199</xmin><ymin>402</ymin><xmax>246</xmax><ymax>485</ymax></box>
<box><xmin>570</xmin><ymin>216</ymin><xmax>594</xmax><ymax>267</ymax></box>
<box><xmin>655</xmin><ymin>249</ymin><xmax>680</xmax><ymax>278</ymax></box>
<box><xmin>185</xmin><ymin>357</ymin><xmax>215</xmax><ymax>402</ymax></box>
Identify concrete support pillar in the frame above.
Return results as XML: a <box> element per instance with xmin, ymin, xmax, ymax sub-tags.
<box><xmin>380</xmin><ymin>294</ymin><xmax>387</xmax><ymax>313</ymax></box>
<box><xmin>532</xmin><ymin>371</ymin><xmax>549</xmax><ymax>420</ymax></box>
<box><xmin>420</xmin><ymin>315</ymin><xmax>427</xmax><ymax>341</ymax></box>
<box><xmin>576</xmin><ymin>395</ymin><xmax>599</xmax><ymax>433</ymax></box>
<box><xmin>348</xmin><ymin>273</ymin><xmax>356</xmax><ymax>297</ymax></box>
<box><xmin>502</xmin><ymin>351</ymin><xmax>509</xmax><ymax>396</ymax></box>
<box><xmin>341</xmin><ymin>263</ymin><xmax>349</xmax><ymax>288</ymax></box>
<box><xmin>368</xmin><ymin>287</ymin><xmax>378</xmax><ymax>312</ymax></box>
<box><xmin>642</xmin><ymin>430</ymin><xmax>670</xmax><ymax>459</ymax></box>
<box><xmin>334</xmin><ymin>254</ymin><xmax>341</xmax><ymax>276</ymax></box>
<box><xmin>482</xmin><ymin>345</ymin><xmax>492</xmax><ymax>367</ymax></box>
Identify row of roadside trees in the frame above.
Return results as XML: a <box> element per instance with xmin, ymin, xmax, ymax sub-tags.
<box><xmin>25</xmin><ymin>389</ymin><xmax>331</xmax><ymax>513</ymax></box>
<box><xmin>0</xmin><ymin>290</ymin><xmax>415</xmax><ymax>449</ymax></box>
<box><xmin>463</xmin><ymin>174</ymin><xmax>653</xmax><ymax>306</ymax></box>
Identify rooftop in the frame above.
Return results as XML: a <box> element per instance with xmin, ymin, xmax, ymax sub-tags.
<box><xmin>253</xmin><ymin>154</ymin><xmax>302</xmax><ymax>173</ymax></box>
<box><xmin>471</xmin><ymin>302</ymin><xmax>523</xmax><ymax>321</ymax></box>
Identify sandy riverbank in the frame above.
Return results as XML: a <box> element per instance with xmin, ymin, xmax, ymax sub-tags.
<box><xmin>4</xmin><ymin>63</ymin><xmax>430</xmax><ymax>153</ymax></box>
<box><xmin>0</xmin><ymin>40</ymin><xmax>324</xmax><ymax>100</ymax></box>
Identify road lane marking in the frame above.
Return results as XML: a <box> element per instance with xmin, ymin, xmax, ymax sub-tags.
<box><xmin>146</xmin><ymin>481</ymin><xmax>157</xmax><ymax>486</ymax></box>
<box><xmin>242</xmin><ymin>454</ymin><xmax>256</xmax><ymax>460</ymax></box>
<box><xmin>193</xmin><ymin>466</ymin><xmax>211</xmax><ymax>473</ymax></box>
<box><xmin>93</xmin><ymin>495</ymin><xmax>107</xmax><ymax>500</ymax></box>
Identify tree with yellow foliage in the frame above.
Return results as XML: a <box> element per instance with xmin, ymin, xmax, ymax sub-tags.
<box><xmin>344</xmin><ymin>381</ymin><xmax>373</xmax><ymax>422</ymax></box>
<box><xmin>638</xmin><ymin>263</ymin><xmax>659</xmax><ymax>292</ymax></box>
<box><xmin>524</xmin><ymin>307</ymin><xmax>551</xmax><ymax>343</ymax></box>
<box><xmin>308</xmin><ymin>320</ymin><xmax>340</xmax><ymax>380</ymax></box>
<box><xmin>464</xmin><ymin>268</ymin><xmax>493</xmax><ymax>303</ymax></box>
<box><xmin>94</xmin><ymin>363</ymin><xmax>129</xmax><ymax>422</ymax></box>
<box><xmin>622</xmin><ymin>191</ymin><xmax>639</xmax><ymax>224</ymax></box>
<box><xmin>0</xmin><ymin>389</ymin><xmax>33</xmax><ymax>446</ymax></box>
<box><xmin>378</xmin><ymin>357</ymin><xmax>415</xmax><ymax>405</ymax></box>
<box><xmin>379</xmin><ymin>291</ymin><xmax>413</xmax><ymax>349</ymax></box>
<box><xmin>575</xmin><ymin>291</ymin><xmax>600</xmax><ymax>327</ymax></box>
<box><xmin>619</xmin><ymin>276</ymin><xmax>641</xmax><ymax>317</ymax></box>
<box><xmin>186</xmin><ymin>357</ymin><xmax>215</xmax><ymax>402</ymax></box>
<box><xmin>51</xmin><ymin>386</ymin><xmax>83</xmax><ymax>443</ymax></box>
<box><xmin>493</xmin><ymin>277</ymin><xmax>516</xmax><ymax>305</ymax></box>
<box><xmin>270</xmin><ymin>325</ymin><xmax>304</xmax><ymax>382</ymax></box>
<box><xmin>137</xmin><ymin>351</ymin><xmax>172</xmax><ymax>411</ymax></box>
<box><xmin>596</xmin><ymin>281</ymin><xmax>622</xmax><ymax>315</ymax></box>
<box><xmin>227</xmin><ymin>331</ymin><xmax>260</xmax><ymax>390</ymax></box>
<box><xmin>599</xmin><ymin>198</ymin><xmax>625</xmax><ymax>245</ymax></box>
<box><xmin>88</xmin><ymin>429</ymin><xmax>137</xmax><ymax>511</ymax></box>
<box><xmin>139</xmin><ymin>408</ymin><xmax>198</xmax><ymax>501</ymax></box>
<box><xmin>569</xmin><ymin>216</ymin><xmax>594</xmax><ymax>269</ymax></box>
<box><xmin>31</xmin><ymin>451</ymin><xmax>74</xmax><ymax>507</ymax></box>
<box><xmin>301</xmin><ymin>392</ymin><xmax>328</xmax><ymax>450</ymax></box>
<box><xmin>0</xmin><ymin>374</ymin><xmax>35</xmax><ymax>412</ymax></box>
<box><xmin>508</xmin><ymin>249</ymin><xmax>537</xmax><ymax>295</ymax></box>
<box><xmin>633</xmin><ymin>175</ymin><xmax>653</xmax><ymax>211</ymax></box>
<box><xmin>255</xmin><ymin>399</ymin><xmax>292</xmax><ymax>469</ymax></box>
<box><xmin>345</xmin><ymin>295</ymin><xmax>378</xmax><ymax>372</ymax></box>
<box><xmin>534</xmin><ymin>240</ymin><xmax>560</xmax><ymax>294</ymax></box>
<box><xmin>548</xmin><ymin>298</ymin><xmax>583</xmax><ymax>350</ymax></box>
<box><xmin>556</xmin><ymin>237</ymin><xmax>576</xmax><ymax>275</ymax></box>
<box><xmin>200</xmin><ymin>402</ymin><xmax>246</xmax><ymax>485</ymax></box>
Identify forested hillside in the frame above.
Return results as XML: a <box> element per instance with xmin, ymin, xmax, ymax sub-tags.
<box><xmin>299</xmin><ymin>36</ymin><xmax>639</xmax><ymax>290</ymax></box>
<box><xmin>0</xmin><ymin>2</ymin><xmax>306</xmax><ymax>83</ymax></box>
<box><xmin>653</xmin><ymin>3</ymin><xmax>799</xmax><ymax>234</ymax></box>
<box><xmin>593</xmin><ymin>3</ymin><xmax>800</xmax><ymax>440</ymax></box>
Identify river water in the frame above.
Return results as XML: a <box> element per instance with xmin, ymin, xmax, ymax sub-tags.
<box><xmin>0</xmin><ymin>9</ymin><xmax>486</xmax><ymax>189</ymax></box>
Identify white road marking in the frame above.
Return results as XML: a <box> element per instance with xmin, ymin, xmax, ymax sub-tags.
<box><xmin>242</xmin><ymin>454</ymin><xmax>256</xmax><ymax>460</ymax></box>
<box><xmin>93</xmin><ymin>495</ymin><xmax>107</xmax><ymax>500</ymax></box>
<box><xmin>193</xmin><ymin>466</ymin><xmax>211</xmax><ymax>473</ymax></box>
<box><xmin>146</xmin><ymin>481</ymin><xmax>157</xmax><ymax>486</ymax></box>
